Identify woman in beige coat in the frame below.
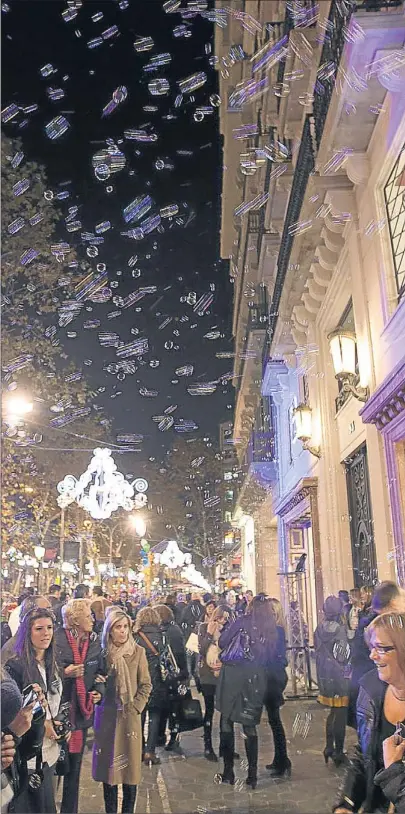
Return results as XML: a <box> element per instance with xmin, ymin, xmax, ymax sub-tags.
<box><xmin>92</xmin><ymin>607</ymin><xmax>152</xmax><ymax>813</ymax></box>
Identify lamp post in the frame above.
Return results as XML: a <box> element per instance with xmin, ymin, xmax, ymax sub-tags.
<box><xmin>34</xmin><ymin>545</ymin><xmax>45</xmax><ymax>593</ymax></box>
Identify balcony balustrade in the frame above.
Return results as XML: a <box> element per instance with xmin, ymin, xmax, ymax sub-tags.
<box><xmin>313</xmin><ymin>0</ymin><xmax>402</xmax><ymax>151</ymax></box>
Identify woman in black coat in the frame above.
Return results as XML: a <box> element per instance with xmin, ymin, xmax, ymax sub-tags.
<box><xmin>198</xmin><ymin>602</ymin><xmax>228</xmax><ymax>762</ymax></box>
<box><xmin>314</xmin><ymin>596</ymin><xmax>350</xmax><ymax>767</ymax></box>
<box><xmin>154</xmin><ymin>603</ymin><xmax>188</xmax><ymax>752</ymax></box>
<box><xmin>54</xmin><ymin>599</ymin><xmax>106</xmax><ymax>814</ymax></box>
<box><xmin>133</xmin><ymin>606</ymin><xmax>168</xmax><ymax>765</ymax></box>
<box><xmin>334</xmin><ymin>612</ymin><xmax>405</xmax><ymax>814</ymax></box>
<box><xmin>216</xmin><ymin>596</ymin><xmax>279</xmax><ymax>789</ymax></box>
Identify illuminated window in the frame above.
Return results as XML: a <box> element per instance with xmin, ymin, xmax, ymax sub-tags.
<box><xmin>384</xmin><ymin>144</ymin><xmax>405</xmax><ymax>302</ymax></box>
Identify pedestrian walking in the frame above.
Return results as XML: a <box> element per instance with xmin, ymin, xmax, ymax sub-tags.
<box><xmin>153</xmin><ymin>603</ymin><xmax>187</xmax><ymax>752</ymax></box>
<box><xmin>314</xmin><ymin>596</ymin><xmax>350</xmax><ymax>767</ymax></box>
<box><xmin>216</xmin><ymin>596</ymin><xmax>279</xmax><ymax>789</ymax></box>
<box><xmin>181</xmin><ymin>593</ymin><xmax>204</xmax><ymax>682</ymax></box>
<box><xmin>334</xmin><ymin>612</ymin><xmax>405</xmax><ymax>814</ymax></box>
<box><xmin>5</xmin><ymin>607</ymin><xmax>62</xmax><ymax>813</ymax></box>
<box><xmin>134</xmin><ymin>606</ymin><xmax>168</xmax><ymax>765</ymax></box>
<box><xmin>55</xmin><ymin>599</ymin><xmax>107</xmax><ymax>814</ymax></box>
<box><xmin>198</xmin><ymin>601</ymin><xmax>225</xmax><ymax>762</ymax></box>
<box><xmin>265</xmin><ymin>599</ymin><xmax>291</xmax><ymax>777</ymax></box>
<box><xmin>92</xmin><ymin>607</ymin><xmax>152</xmax><ymax>814</ymax></box>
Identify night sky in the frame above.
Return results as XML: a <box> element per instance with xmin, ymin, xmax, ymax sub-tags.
<box><xmin>2</xmin><ymin>0</ymin><xmax>234</xmax><ymax>460</ymax></box>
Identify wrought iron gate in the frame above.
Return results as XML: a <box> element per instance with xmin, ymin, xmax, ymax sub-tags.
<box><xmin>345</xmin><ymin>444</ymin><xmax>377</xmax><ymax>587</ymax></box>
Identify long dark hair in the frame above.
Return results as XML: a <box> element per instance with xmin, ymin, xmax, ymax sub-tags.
<box><xmin>13</xmin><ymin>607</ymin><xmax>59</xmax><ymax>693</ymax></box>
<box><xmin>249</xmin><ymin>596</ymin><xmax>278</xmax><ymax>652</ymax></box>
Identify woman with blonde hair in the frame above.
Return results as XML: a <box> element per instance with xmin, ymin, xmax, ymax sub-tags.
<box><xmin>269</xmin><ymin>598</ymin><xmax>286</xmax><ymax>630</ymax></box>
<box><xmin>334</xmin><ymin>612</ymin><xmax>405</xmax><ymax>814</ymax></box>
<box><xmin>134</xmin><ymin>606</ymin><xmax>168</xmax><ymax>764</ymax></box>
<box><xmin>92</xmin><ymin>607</ymin><xmax>152</xmax><ymax>813</ymax></box>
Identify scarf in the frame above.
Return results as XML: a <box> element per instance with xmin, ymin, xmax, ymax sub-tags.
<box><xmin>66</xmin><ymin>630</ymin><xmax>94</xmax><ymax>753</ymax></box>
<box><xmin>108</xmin><ymin>635</ymin><xmax>136</xmax><ymax>711</ymax></box>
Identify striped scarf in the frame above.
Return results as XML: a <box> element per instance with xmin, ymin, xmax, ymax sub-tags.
<box><xmin>65</xmin><ymin>630</ymin><xmax>94</xmax><ymax>754</ymax></box>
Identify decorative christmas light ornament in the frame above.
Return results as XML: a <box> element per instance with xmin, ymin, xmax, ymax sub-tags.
<box><xmin>153</xmin><ymin>540</ymin><xmax>192</xmax><ymax>569</ymax></box>
<box><xmin>57</xmin><ymin>447</ymin><xmax>135</xmax><ymax>519</ymax></box>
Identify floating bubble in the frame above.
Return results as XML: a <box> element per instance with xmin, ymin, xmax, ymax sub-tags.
<box><xmin>178</xmin><ymin>71</ymin><xmax>207</xmax><ymax>94</ymax></box>
<box><xmin>148</xmin><ymin>78</ymin><xmax>170</xmax><ymax>96</ymax></box>
<box><xmin>45</xmin><ymin>115</ymin><xmax>70</xmax><ymax>139</ymax></box>
<box><xmin>134</xmin><ymin>36</ymin><xmax>154</xmax><ymax>52</ymax></box>
<box><xmin>40</xmin><ymin>63</ymin><xmax>55</xmax><ymax>77</ymax></box>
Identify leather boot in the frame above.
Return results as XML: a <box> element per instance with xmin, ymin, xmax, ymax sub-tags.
<box><xmin>245</xmin><ymin>735</ymin><xmax>258</xmax><ymax>789</ymax></box>
<box><xmin>103</xmin><ymin>783</ymin><xmax>118</xmax><ymax>814</ymax></box>
<box><xmin>219</xmin><ymin>731</ymin><xmax>235</xmax><ymax>785</ymax></box>
<box><xmin>204</xmin><ymin>724</ymin><xmax>218</xmax><ymax>762</ymax></box>
<box><xmin>122</xmin><ymin>785</ymin><xmax>137</xmax><ymax>814</ymax></box>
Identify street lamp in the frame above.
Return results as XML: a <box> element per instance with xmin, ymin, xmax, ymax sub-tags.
<box><xmin>129</xmin><ymin>514</ymin><xmax>147</xmax><ymax>538</ymax></box>
<box><xmin>34</xmin><ymin>545</ymin><xmax>45</xmax><ymax>593</ymax></box>
<box><xmin>328</xmin><ymin>330</ymin><xmax>369</xmax><ymax>402</ymax></box>
<box><xmin>4</xmin><ymin>394</ymin><xmax>33</xmax><ymax>422</ymax></box>
<box><xmin>293</xmin><ymin>404</ymin><xmax>321</xmax><ymax>459</ymax></box>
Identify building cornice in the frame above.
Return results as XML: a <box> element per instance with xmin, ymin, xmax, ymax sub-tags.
<box><xmin>360</xmin><ymin>357</ymin><xmax>405</xmax><ymax>434</ymax></box>
<box><xmin>275</xmin><ymin>477</ymin><xmax>318</xmax><ymax>518</ymax></box>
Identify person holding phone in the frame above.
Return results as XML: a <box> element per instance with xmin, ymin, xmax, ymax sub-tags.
<box><xmin>5</xmin><ymin>607</ymin><xmax>60</xmax><ymax>813</ymax></box>
<box><xmin>334</xmin><ymin>612</ymin><xmax>405</xmax><ymax>814</ymax></box>
<box><xmin>55</xmin><ymin>599</ymin><xmax>107</xmax><ymax>814</ymax></box>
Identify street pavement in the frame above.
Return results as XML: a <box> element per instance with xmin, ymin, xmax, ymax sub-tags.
<box><xmin>58</xmin><ymin>695</ymin><xmax>357</xmax><ymax>814</ymax></box>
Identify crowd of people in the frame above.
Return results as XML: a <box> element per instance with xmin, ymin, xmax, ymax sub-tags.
<box><xmin>1</xmin><ymin>579</ymin><xmax>405</xmax><ymax>813</ymax></box>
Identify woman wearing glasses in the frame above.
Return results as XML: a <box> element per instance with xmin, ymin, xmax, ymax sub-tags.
<box><xmin>334</xmin><ymin>612</ymin><xmax>405</xmax><ymax>814</ymax></box>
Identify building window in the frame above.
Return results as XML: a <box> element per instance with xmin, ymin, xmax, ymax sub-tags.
<box><xmin>384</xmin><ymin>144</ymin><xmax>405</xmax><ymax>303</ymax></box>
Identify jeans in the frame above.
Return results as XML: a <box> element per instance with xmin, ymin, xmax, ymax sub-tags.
<box><xmin>141</xmin><ymin>707</ymin><xmax>161</xmax><ymax>754</ymax></box>
<box><xmin>60</xmin><ymin>730</ymin><xmax>87</xmax><ymax>814</ymax></box>
<box><xmin>186</xmin><ymin>651</ymin><xmax>197</xmax><ymax>679</ymax></box>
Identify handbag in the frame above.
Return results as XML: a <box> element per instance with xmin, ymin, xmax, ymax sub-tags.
<box><xmin>220</xmin><ymin>629</ymin><xmax>254</xmax><ymax>664</ymax></box>
<box><xmin>138</xmin><ymin>631</ymin><xmax>179</xmax><ymax>683</ymax></box>
<box><xmin>178</xmin><ymin>691</ymin><xmax>203</xmax><ymax>732</ymax></box>
<box><xmin>185</xmin><ymin>632</ymin><xmax>199</xmax><ymax>654</ymax></box>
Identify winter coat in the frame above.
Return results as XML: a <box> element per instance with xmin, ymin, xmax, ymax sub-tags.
<box><xmin>92</xmin><ymin>644</ymin><xmax>152</xmax><ymax>786</ymax></box>
<box><xmin>5</xmin><ymin>656</ymin><xmax>62</xmax><ymax>769</ymax></box>
<box><xmin>134</xmin><ymin>624</ymin><xmax>168</xmax><ymax>709</ymax></box>
<box><xmin>314</xmin><ymin>620</ymin><xmax>350</xmax><ymax>706</ymax></box>
<box><xmin>3</xmin><ymin>661</ymin><xmax>45</xmax><ymax>806</ymax></box>
<box><xmin>347</xmin><ymin>610</ymin><xmax>377</xmax><ymax>727</ymax></box>
<box><xmin>180</xmin><ymin>601</ymin><xmax>204</xmax><ymax>637</ymax></box>
<box><xmin>334</xmin><ymin>669</ymin><xmax>390</xmax><ymax>813</ymax></box>
<box><xmin>1</xmin><ymin>619</ymin><xmax>12</xmax><ymax>649</ymax></box>
<box><xmin>159</xmin><ymin>620</ymin><xmax>187</xmax><ymax>679</ymax></box>
<box><xmin>198</xmin><ymin>621</ymin><xmax>220</xmax><ymax>687</ymax></box>
<box><xmin>264</xmin><ymin>626</ymin><xmax>288</xmax><ymax>709</ymax></box>
<box><xmin>54</xmin><ymin>627</ymin><xmax>107</xmax><ymax>730</ymax></box>
<box><xmin>374</xmin><ymin>762</ymin><xmax>405</xmax><ymax>813</ymax></box>
<box><xmin>216</xmin><ymin>615</ymin><xmax>282</xmax><ymax>725</ymax></box>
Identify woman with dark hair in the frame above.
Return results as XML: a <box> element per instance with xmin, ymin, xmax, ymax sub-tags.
<box><xmin>264</xmin><ymin>600</ymin><xmax>290</xmax><ymax>777</ymax></box>
<box><xmin>198</xmin><ymin>602</ymin><xmax>226</xmax><ymax>762</ymax></box>
<box><xmin>92</xmin><ymin>608</ymin><xmax>152</xmax><ymax>813</ymax></box>
<box><xmin>216</xmin><ymin>596</ymin><xmax>279</xmax><ymax>789</ymax></box>
<box><xmin>153</xmin><ymin>604</ymin><xmax>187</xmax><ymax>752</ymax></box>
<box><xmin>314</xmin><ymin>596</ymin><xmax>350</xmax><ymax>768</ymax></box>
<box><xmin>5</xmin><ymin>607</ymin><xmax>62</xmax><ymax>813</ymax></box>
<box><xmin>334</xmin><ymin>612</ymin><xmax>405</xmax><ymax>814</ymax></box>
<box><xmin>134</xmin><ymin>606</ymin><xmax>168</xmax><ymax>765</ymax></box>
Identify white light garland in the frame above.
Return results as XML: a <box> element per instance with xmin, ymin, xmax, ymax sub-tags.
<box><xmin>57</xmin><ymin>447</ymin><xmax>136</xmax><ymax>520</ymax></box>
<box><xmin>153</xmin><ymin>540</ymin><xmax>192</xmax><ymax>570</ymax></box>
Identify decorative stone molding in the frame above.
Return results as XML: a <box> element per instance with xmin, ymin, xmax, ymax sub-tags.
<box><xmin>378</xmin><ymin>64</ymin><xmax>405</xmax><ymax>95</ymax></box>
<box><xmin>345</xmin><ymin>152</ymin><xmax>370</xmax><ymax>186</ymax></box>
<box><xmin>360</xmin><ymin>358</ymin><xmax>405</xmax><ymax>434</ymax></box>
<box><xmin>302</xmin><ymin>292</ymin><xmax>320</xmax><ymax>314</ymax></box>
<box><xmin>316</xmin><ymin>243</ymin><xmax>337</xmax><ymax>272</ymax></box>
<box><xmin>293</xmin><ymin>304</ymin><xmax>316</xmax><ymax>328</ymax></box>
<box><xmin>311</xmin><ymin>263</ymin><xmax>333</xmax><ymax>288</ymax></box>
<box><xmin>291</xmin><ymin>326</ymin><xmax>308</xmax><ymax>347</ymax></box>
<box><xmin>307</xmin><ymin>278</ymin><xmax>326</xmax><ymax>302</ymax></box>
<box><xmin>321</xmin><ymin>226</ymin><xmax>344</xmax><ymax>254</ymax></box>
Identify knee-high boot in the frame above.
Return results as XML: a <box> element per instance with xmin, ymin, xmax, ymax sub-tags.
<box><xmin>102</xmin><ymin>783</ymin><xmax>118</xmax><ymax>814</ymax></box>
<box><xmin>204</xmin><ymin>723</ymin><xmax>218</xmax><ymax>762</ymax></box>
<box><xmin>244</xmin><ymin>735</ymin><xmax>258</xmax><ymax>789</ymax></box>
<box><xmin>122</xmin><ymin>784</ymin><xmax>137</xmax><ymax>814</ymax></box>
<box><xmin>219</xmin><ymin>731</ymin><xmax>235</xmax><ymax>785</ymax></box>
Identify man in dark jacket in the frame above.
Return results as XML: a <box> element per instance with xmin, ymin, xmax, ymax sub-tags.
<box><xmin>181</xmin><ymin>592</ymin><xmax>204</xmax><ymax>682</ymax></box>
<box><xmin>55</xmin><ymin>598</ymin><xmax>106</xmax><ymax>814</ymax></box>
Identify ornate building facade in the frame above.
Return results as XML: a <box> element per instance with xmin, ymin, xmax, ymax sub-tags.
<box><xmin>216</xmin><ymin>0</ymin><xmax>405</xmax><ymax>623</ymax></box>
